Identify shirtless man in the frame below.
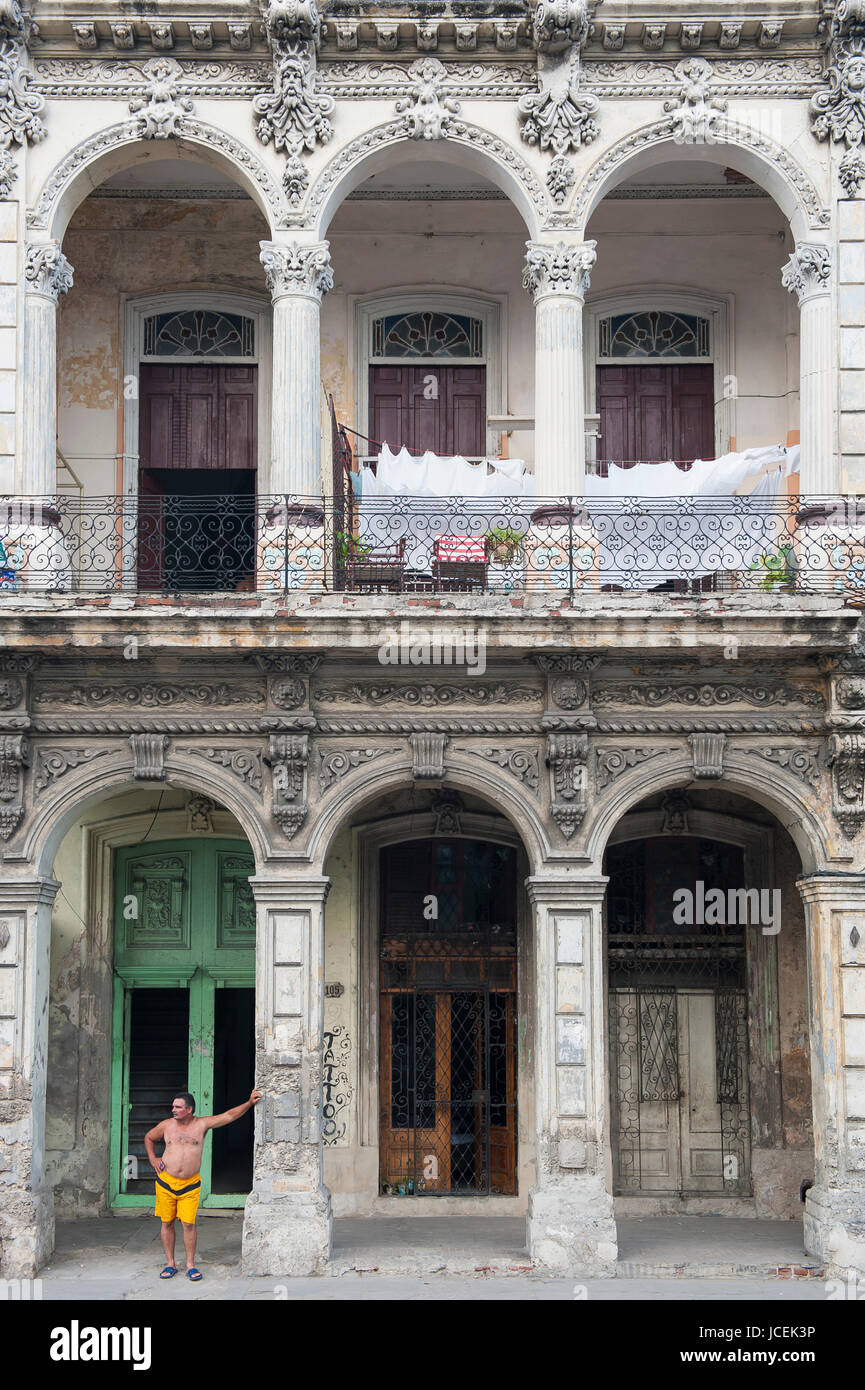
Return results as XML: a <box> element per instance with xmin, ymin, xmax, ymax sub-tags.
<box><xmin>145</xmin><ymin>1088</ymin><xmax>262</xmax><ymax>1281</ymax></box>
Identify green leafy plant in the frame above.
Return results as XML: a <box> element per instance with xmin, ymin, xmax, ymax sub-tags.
<box><xmin>485</xmin><ymin>525</ymin><xmax>524</xmax><ymax>563</ymax></box>
<box><xmin>748</xmin><ymin>541</ymin><xmax>797</xmax><ymax>592</ymax></box>
<box><xmin>335</xmin><ymin>530</ymin><xmax>372</xmax><ymax>564</ymax></box>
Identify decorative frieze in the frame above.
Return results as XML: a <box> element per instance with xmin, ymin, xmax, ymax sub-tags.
<box><xmin>268</xmin><ymin>733</ymin><xmax>309</xmax><ymax>838</ymax></box>
<box><xmin>593</xmin><ymin>682</ymin><xmax>824</xmax><ymax>709</ymax></box>
<box><xmin>394</xmin><ymin>58</ymin><xmax>463</xmax><ymax>140</ymax></box>
<box><xmin>314</xmin><ymin>681</ymin><xmax>540</xmax><ymax>706</ymax></box>
<box><xmin>830</xmin><ymin>733</ymin><xmax>865</xmax><ymax>838</ymax></box>
<box><xmin>547</xmin><ymin>732</ymin><xmax>588</xmax><ymax>839</ymax></box>
<box><xmin>0</xmin><ymin>734</ymin><xmax>29</xmax><ymax>840</ymax></box>
<box><xmin>128</xmin><ymin>57</ymin><xmax>194</xmax><ymax>139</ymax></box>
<box><xmin>523</xmin><ymin>240</ymin><xmax>597</xmax><ymax>300</ymax></box>
<box><xmin>24</xmin><ymin>241</ymin><xmax>74</xmax><ymax>302</ymax></box>
<box><xmin>34</xmin><ymin>682</ymin><xmax>264</xmax><ymax>708</ymax></box>
<box><xmin>781</xmin><ymin>244</ymin><xmax>832</xmax><ymax>304</ymax></box>
<box><xmin>260</xmin><ymin>240</ymin><xmax>333</xmax><ymax>300</ymax></box>
<box><xmin>129</xmin><ymin>732</ymin><xmax>168</xmax><ymax>781</ymax></box>
<box><xmin>689</xmin><ymin>731</ymin><xmax>726</xmax><ymax>778</ymax></box>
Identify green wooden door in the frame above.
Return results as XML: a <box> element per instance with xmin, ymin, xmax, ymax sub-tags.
<box><xmin>109</xmin><ymin>838</ymin><xmax>256</xmax><ymax>1209</ymax></box>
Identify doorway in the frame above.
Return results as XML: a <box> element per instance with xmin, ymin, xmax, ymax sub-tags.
<box><xmin>378</xmin><ymin>838</ymin><xmax>518</xmax><ymax>1196</ymax></box>
<box><xmin>137</xmin><ymin>362</ymin><xmax>258</xmax><ymax>591</ymax></box>
<box><xmin>110</xmin><ymin>839</ymin><xmax>256</xmax><ymax>1209</ymax></box>
<box><xmin>369</xmin><ymin>364</ymin><xmax>487</xmax><ymax>459</ymax></box>
<box><xmin>596</xmin><ymin>364</ymin><xmax>715</xmax><ymax>464</ymax></box>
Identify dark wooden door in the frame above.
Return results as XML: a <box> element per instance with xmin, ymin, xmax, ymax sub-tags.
<box><xmin>370</xmin><ymin>365</ymin><xmax>486</xmax><ymax>456</ymax></box>
<box><xmin>596</xmin><ymin>364</ymin><xmax>714</xmax><ymax>463</ymax></box>
<box><xmin>140</xmin><ymin>364</ymin><xmax>257</xmax><ymax>472</ymax></box>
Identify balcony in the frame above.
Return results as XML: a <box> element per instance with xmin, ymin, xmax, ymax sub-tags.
<box><xmin>0</xmin><ymin>493</ymin><xmax>863</xmax><ymax>600</ymax></box>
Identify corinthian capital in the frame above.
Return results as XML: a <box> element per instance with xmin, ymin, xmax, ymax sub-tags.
<box><xmin>781</xmin><ymin>243</ymin><xmax>831</xmax><ymax>304</ymax></box>
<box><xmin>523</xmin><ymin>239</ymin><xmax>596</xmax><ymax>301</ymax></box>
<box><xmin>260</xmin><ymin>240</ymin><xmax>333</xmax><ymax>301</ymax></box>
<box><xmin>24</xmin><ymin>241</ymin><xmax>74</xmax><ymax>302</ymax></box>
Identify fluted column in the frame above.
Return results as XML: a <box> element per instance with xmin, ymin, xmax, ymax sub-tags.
<box><xmin>22</xmin><ymin>241</ymin><xmax>73</xmax><ymax>497</ymax></box>
<box><xmin>260</xmin><ymin>239</ymin><xmax>333</xmax><ymax>498</ymax></box>
<box><xmin>782</xmin><ymin>242</ymin><xmax>835</xmax><ymax>493</ymax></box>
<box><xmin>523</xmin><ymin>239</ymin><xmax>596</xmax><ymax>498</ymax></box>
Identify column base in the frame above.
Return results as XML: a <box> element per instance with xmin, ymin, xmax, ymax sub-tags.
<box><xmin>242</xmin><ymin>1186</ymin><xmax>332</xmax><ymax>1276</ymax></box>
<box><xmin>0</xmin><ymin>1185</ymin><xmax>55</xmax><ymax>1279</ymax></box>
<box><xmin>805</xmin><ymin>1184</ymin><xmax>865</xmax><ymax>1276</ymax></box>
<box><xmin>527</xmin><ymin>1179</ymin><xmax>617</xmax><ymax>1277</ymax></box>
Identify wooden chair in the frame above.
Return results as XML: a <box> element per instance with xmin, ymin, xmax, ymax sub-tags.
<box><xmin>342</xmin><ymin>537</ymin><xmax>406</xmax><ymax>593</ymax></box>
<box><xmin>432</xmin><ymin>536</ymin><xmax>488</xmax><ymax>593</ymax></box>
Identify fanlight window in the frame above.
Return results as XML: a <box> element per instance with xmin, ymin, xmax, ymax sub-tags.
<box><xmin>599</xmin><ymin>311</ymin><xmax>710</xmax><ymax>359</ymax></box>
<box><xmin>372</xmin><ymin>310</ymin><xmax>482</xmax><ymax>359</ymax></box>
<box><xmin>144</xmin><ymin>310</ymin><xmax>255</xmax><ymax>358</ymax></box>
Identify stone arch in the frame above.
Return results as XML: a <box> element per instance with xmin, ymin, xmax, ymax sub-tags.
<box><xmin>22</xmin><ymin>753</ymin><xmax>274</xmax><ymax>881</ymax></box>
<box><xmin>306</xmin><ymin>119</ymin><xmax>547</xmax><ymax>239</ymax></box>
<box><xmin>306</xmin><ymin>752</ymin><xmax>551</xmax><ymax>876</ymax></box>
<box><xmin>574</xmin><ymin>118</ymin><xmax>829</xmax><ymax>244</ymax></box>
<box><xmin>581</xmin><ymin>749</ymin><xmax>831</xmax><ymax>875</ymax></box>
<box><xmin>28</xmin><ymin>119</ymin><xmax>287</xmax><ymax>243</ymax></box>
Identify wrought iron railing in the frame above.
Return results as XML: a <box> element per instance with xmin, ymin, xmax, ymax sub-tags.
<box><xmin>0</xmin><ymin>493</ymin><xmax>863</xmax><ymax>597</ymax></box>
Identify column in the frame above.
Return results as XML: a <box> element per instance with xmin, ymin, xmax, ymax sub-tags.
<box><xmin>0</xmin><ymin>876</ymin><xmax>60</xmax><ymax>1279</ymax></box>
<box><xmin>525</xmin><ymin>875</ymin><xmax>617</xmax><ymax>1276</ymax></box>
<box><xmin>22</xmin><ymin>240</ymin><xmax>73</xmax><ymax>496</ymax></box>
<box><xmin>242</xmin><ymin>875</ymin><xmax>331</xmax><ymax>1276</ymax></box>
<box><xmin>260</xmin><ymin>239</ymin><xmax>333</xmax><ymax>498</ymax></box>
<box><xmin>798</xmin><ymin>874</ymin><xmax>865</xmax><ymax>1275</ymax></box>
<box><xmin>523</xmin><ymin>238</ymin><xmax>596</xmax><ymax>498</ymax></box>
<box><xmin>782</xmin><ymin>242</ymin><xmax>835</xmax><ymax>493</ymax></box>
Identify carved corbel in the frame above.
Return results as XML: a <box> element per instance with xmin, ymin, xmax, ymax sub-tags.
<box><xmin>411</xmin><ymin>732</ymin><xmax>448</xmax><ymax>779</ymax></box>
<box><xmin>0</xmin><ymin>734</ymin><xmax>29</xmax><ymax>840</ymax></box>
<box><xmin>268</xmin><ymin>733</ymin><xmax>309</xmax><ymax>838</ymax></box>
<box><xmin>689</xmin><ymin>732</ymin><xmax>726</xmax><ymax>779</ymax></box>
<box><xmin>546</xmin><ymin>732</ymin><xmax>588</xmax><ymax>838</ymax></box>
<box><xmin>830</xmin><ymin>732</ymin><xmax>865</xmax><ymax>838</ymax></box>
<box><xmin>129</xmin><ymin>733</ymin><xmax>168</xmax><ymax>781</ymax></box>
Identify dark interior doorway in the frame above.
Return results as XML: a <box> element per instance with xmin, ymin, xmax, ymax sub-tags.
<box><xmin>211</xmin><ymin>988</ymin><xmax>255</xmax><ymax>1194</ymax></box>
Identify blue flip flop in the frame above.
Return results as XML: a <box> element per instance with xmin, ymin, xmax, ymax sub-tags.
<box><xmin>159</xmin><ymin>1266</ymin><xmax>177</xmax><ymax>1279</ymax></box>
<box><xmin>186</xmin><ymin>1267</ymin><xmax>203</xmax><ymax>1281</ymax></box>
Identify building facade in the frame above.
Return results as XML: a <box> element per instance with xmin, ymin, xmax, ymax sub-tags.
<box><xmin>1</xmin><ymin>0</ymin><xmax>865</xmax><ymax>1280</ymax></box>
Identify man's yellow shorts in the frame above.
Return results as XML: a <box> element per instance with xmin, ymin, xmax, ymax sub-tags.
<box><xmin>154</xmin><ymin>1171</ymin><xmax>201</xmax><ymax>1224</ymax></box>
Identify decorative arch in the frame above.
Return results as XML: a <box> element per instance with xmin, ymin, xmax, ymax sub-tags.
<box><xmin>23</xmin><ymin>754</ymin><xmax>274</xmax><ymax>880</ymax></box>
<box><xmin>581</xmin><ymin>749</ymin><xmax>832</xmax><ymax>876</ymax></box>
<box><xmin>27</xmin><ymin>119</ymin><xmax>287</xmax><ymax>242</ymax></box>
<box><xmin>303</xmin><ymin>119</ymin><xmax>547</xmax><ymax>239</ymax></box>
<box><xmin>574</xmin><ymin>118</ymin><xmax>830</xmax><ymax>244</ymax></box>
<box><xmin>306</xmin><ymin>752</ymin><xmax>550</xmax><ymax>877</ymax></box>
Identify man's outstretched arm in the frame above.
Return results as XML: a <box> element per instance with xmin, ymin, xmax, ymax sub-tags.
<box><xmin>144</xmin><ymin>1120</ymin><xmax>167</xmax><ymax>1173</ymax></box>
<box><xmin>203</xmin><ymin>1088</ymin><xmax>263</xmax><ymax>1131</ymax></box>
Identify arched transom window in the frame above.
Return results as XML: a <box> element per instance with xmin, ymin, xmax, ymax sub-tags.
<box><xmin>599</xmin><ymin>310</ymin><xmax>710</xmax><ymax>360</ymax></box>
<box><xmin>372</xmin><ymin>310</ymin><xmax>483</xmax><ymax>360</ymax></box>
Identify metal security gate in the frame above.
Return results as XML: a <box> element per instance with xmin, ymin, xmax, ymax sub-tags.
<box><xmin>379</xmin><ymin>936</ymin><xmax>517</xmax><ymax>1196</ymax></box>
<box><xmin>607</xmin><ymin>837</ymin><xmax>751</xmax><ymax>1197</ymax></box>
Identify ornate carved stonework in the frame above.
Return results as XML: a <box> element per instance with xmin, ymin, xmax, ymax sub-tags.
<box><xmin>0</xmin><ymin>734</ymin><xmax>29</xmax><ymax>840</ymax></box>
<box><xmin>256</xmin><ymin>653</ymin><xmax>323</xmax><ymax>674</ymax></box>
<box><xmin>317</xmin><ymin>745</ymin><xmax>396</xmax><ymax>792</ymax></box>
<box><xmin>34</xmin><ymin>746</ymin><xmax>112</xmax><ymax>792</ymax></box>
<box><xmin>529</xmin><ymin>0</ymin><xmax>593</xmax><ymax>54</ymax></box>
<box><xmin>663</xmin><ymin>58</ymin><xmax>727</xmax><ymax>143</ymax></box>
<box><xmin>830</xmin><ymin>732</ymin><xmax>865</xmax><ymax>838</ymax></box>
<box><xmin>394</xmin><ymin>57</ymin><xmax>462</xmax><ymax>139</ymax></box>
<box><xmin>128</xmin><ymin>57</ymin><xmax>194</xmax><ymax>139</ymax></box>
<box><xmin>129</xmin><ymin>732</ymin><xmax>168</xmax><ymax>780</ymax></box>
<box><xmin>837</xmin><ymin>675</ymin><xmax>865</xmax><ymax>708</ymax></box>
<box><xmin>313</xmin><ymin>682</ymin><xmax>540</xmax><ymax>706</ymax></box>
<box><xmin>268</xmin><ymin>733</ymin><xmax>309</xmax><ymax>837</ymax></box>
<box><xmin>319</xmin><ymin>60</ymin><xmax>534</xmax><ymax>100</ymax></box>
<box><xmin>534</xmin><ymin>653</ymin><xmax>602</xmax><ymax>673</ymax></box>
<box><xmin>750</xmin><ymin>745</ymin><xmax>822</xmax><ymax>789</ymax></box>
<box><xmin>24</xmin><ymin>241</ymin><xmax>74</xmax><ymax>301</ymax></box>
<box><xmin>263</xmin><ymin>1</ymin><xmax>325</xmax><ymax>48</ymax></box>
<box><xmin>459</xmin><ymin>745</ymin><xmax>540</xmax><ymax>792</ymax></box>
<box><xmin>550</xmin><ymin>676</ymin><xmax>588</xmax><ymax>709</ymax></box>
<box><xmin>260</xmin><ymin>240</ymin><xmax>333</xmax><ymax>300</ymax></box>
<box><xmin>593</xmin><ymin>682</ymin><xmax>824</xmax><ymax>709</ymax></box>
<box><xmin>661</xmin><ymin>790</ymin><xmax>690</xmax><ymax>834</ymax></box>
<box><xmin>411</xmin><ymin>732</ymin><xmax>448</xmax><ymax>779</ymax></box>
<box><xmin>186</xmin><ymin>794</ymin><xmax>215</xmax><ymax>833</ymax></box>
<box><xmin>270</xmin><ymin>678</ymin><xmax>306</xmax><ymax>709</ymax></box>
<box><xmin>0</xmin><ymin>33</ymin><xmax>45</xmax><ymax>195</ymax></box>
<box><xmin>186</xmin><ymin>746</ymin><xmax>264</xmax><ymax>793</ymax></box>
<box><xmin>518</xmin><ymin>52</ymin><xmax>599</xmax><ymax>163</ymax></box>
<box><xmin>255</xmin><ymin>0</ymin><xmax>333</xmax><ymax>204</ymax></box>
<box><xmin>523</xmin><ymin>240</ymin><xmax>597</xmax><ymax>300</ymax></box>
<box><xmin>595</xmin><ymin>745</ymin><xmax>673</xmax><ymax>790</ymax></box>
<box><xmin>689</xmin><ymin>731</ymin><xmax>726</xmax><ymax>778</ymax></box>
<box><xmin>546</xmin><ymin>732</ymin><xmax>588</xmax><ymax>838</ymax></box>
<box><xmin>781</xmin><ymin>244</ymin><xmax>832</xmax><ymax>304</ymax></box>
<box><xmin>0</xmin><ymin>678</ymin><xmax>22</xmax><ymax>708</ymax></box>
<box><xmin>432</xmin><ymin>790</ymin><xmax>463</xmax><ymax>835</ymax></box>
<box><xmin>34</xmin><ymin>682</ymin><xmax>264</xmax><ymax>708</ymax></box>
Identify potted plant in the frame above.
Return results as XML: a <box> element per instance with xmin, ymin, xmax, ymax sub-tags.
<box><xmin>748</xmin><ymin>542</ymin><xmax>797</xmax><ymax>592</ymax></box>
<box><xmin>334</xmin><ymin>530</ymin><xmax>372</xmax><ymax>564</ymax></box>
<box><xmin>485</xmin><ymin>525</ymin><xmax>524</xmax><ymax>564</ymax></box>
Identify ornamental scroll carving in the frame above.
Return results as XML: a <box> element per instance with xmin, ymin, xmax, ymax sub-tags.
<box><xmin>25</xmin><ymin>241</ymin><xmax>73</xmax><ymax>301</ymax></box>
<box><xmin>518</xmin><ymin>48</ymin><xmax>598</xmax><ymax>204</ymax></box>
<box><xmin>185</xmin><ymin>746</ymin><xmax>264</xmax><ymax>793</ymax></box>
<box><xmin>260</xmin><ymin>239</ymin><xmax>333</xmax><ymax>300</ymax></box>
<box><xmin>546</xmin><ymin>732</ymin><xmax>588</xmax><ymax>838</ymax></box>
<box><xmin>811</xmin><ymin>1</ymin><xmax>865</xmax><ymax>193</ymax></box>
<box><xmin>267</xmin><ymin>733</ymin><xmax>309</xmax><ymax>838</ymax></box>
<box><xmin>781</xmin><ymin>244</ymin><xmax>832</xmax><ymax>304</ymax></box>
<box><xmin>254</xmin><ymin>0</ymin><xmax>334</xmax><ymax>207</ymax></box>
<box><xmin>0</xmin><ymin>3</ymin><xmax>44</xmax><ymax>198</ymax></box>
<box><xmin>128</xmin><ymin>58</ymin><xmax>195</xmax><ymax>139</ymax></box>
<box><xmin>523</xmin><ymin>240</ymin><xmax>596</xmax><ymax>300</ymax></box>
<box><xmin>830</xmin><ymin>732</ymin><xmax>865</xmax><ymax>837</ymax></box>
<box><xmin>0</xmin><ymin>734</ymin><xmax>29</xmax><ymax>840</ymax></box>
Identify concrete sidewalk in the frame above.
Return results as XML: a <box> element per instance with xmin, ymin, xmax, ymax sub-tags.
<box><xmin>29</xmin><ymin>1212</ymin><xmax>828</xmax><ymax>1300</ymax></box>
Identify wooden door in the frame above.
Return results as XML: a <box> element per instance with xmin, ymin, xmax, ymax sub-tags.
<box><xmin>380</xmin><ymin>991</ymin><xmax>451</xmax><ymax>1193</ymax></box>
<box><xmin>369</xmin><ymin>364</ymin><xmax>486</xmax><ymax>457</ymax></box>
<box><xmin>596</xmin><ymin>364</ymin><xmax>714</xmax><ymax>463</ymax></box>
<box><xmin>139</xmin><ymin>364</ymin><xmax>257</xmax><ymax>471</ymax></box>
<box><xmin>488</xmin><ymin>993</ymin><xmax>517</xmax><ymax>1194</ymax></box>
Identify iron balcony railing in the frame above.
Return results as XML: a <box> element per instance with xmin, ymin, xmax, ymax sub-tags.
<box><xmin>1</xmin><ymin>493</ymin><xmax>864</xmax><ymax>598</ymax></box>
